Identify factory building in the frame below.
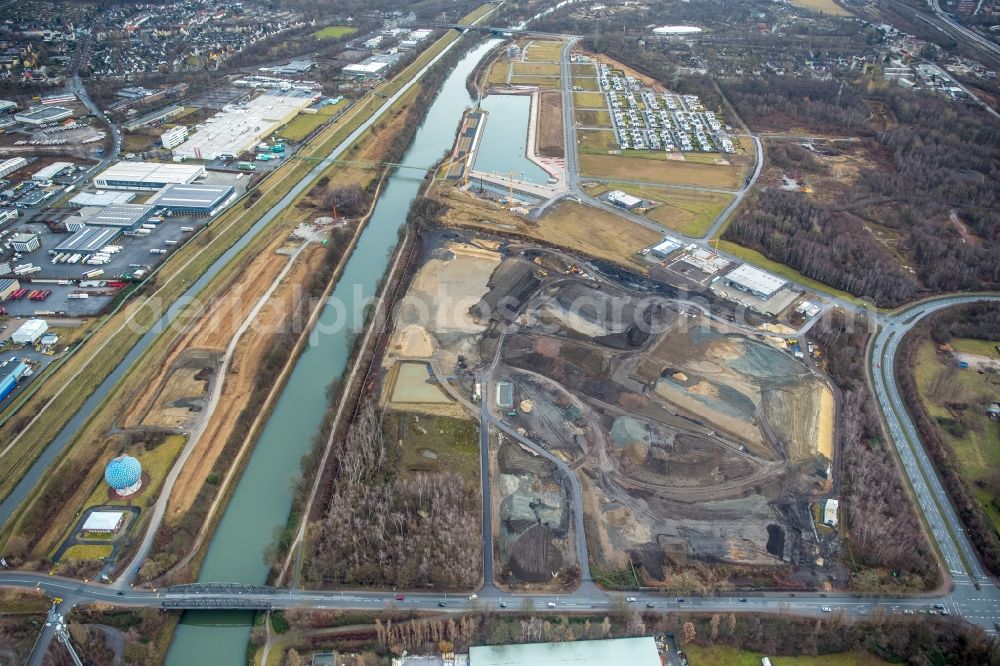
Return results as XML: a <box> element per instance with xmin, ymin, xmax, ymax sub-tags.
<box><xmin>160</xmin><ymin>125</ymin><xmax>189</xmax><ymax>149</ymax></box>
<box><xmin>468</xmin><ymin>637</ymin><xmax>661</xmax><ymax>666</ymax></box>
<box><xmin>68</xmin><ymin>190</ymin><xmax>135</xmax><ymax>207</ymax></box>
<box><xmin>13</xmin><ymin>105</ymin><xmax>73</xmax><ymax>125</ymax></box>
<box><xmin>0</xmin><ymin>278</ymin><xmax>20</xmax><ymax>299</ymax></box>
<box><xmin>12</xmin><ymin>319</ymin><xmax>48</xmax><ymax>345</ymax></box>
<box><xmin>82</xmin><ymin>510</ymin><xmax>127</xmax><ymax>534</ymax></box>
<box><xmin>724</xmin><ymin>263</ymin><xmax>788</xmax><ymax>300</ymax></box>
<box><xmin>10</xmin><ymin>233</ymin><xmax>40</xmax><ymax>253</ymax></box>
<box><xmin>607</xmin><ymin>190</ymin><xmax>643</xmax><ymax>210</ymax></box>
<box><xmin>94</xmin><ymin>162</ymin><xmax>205</xmax><ymax>190</ymax></box>
<box><xmin>79</xmin><ymin>204</ymin><xmax>156</xmax><ymax>231</ymax></box>
<box><xmin>650</xmin><ymin>237</ymin><xmax>682</xmax><ymax>258</ymax></box>
<box><xmin>147</xmin><ymin>183</ymin><xmax>235</xmax><ymax>215</ymax></box>
<box><xmin>0</xmin><ymin>361</ymin><xmax>29</xmax><ymax>402</ymax></box>
<box><xmin>0</xmin><ymin>157</ymin><xmax>28</xmax><ymax>179</ymax></box>
<box><xmin>171</xmin><ymin>91</ymin><xmax>316</xmax><ymax>161</ymax></box>
<box><xmin>32</xmin><ymin>161</ymin><xmax>73</xmax><ymax>182</ymax></box>
<box><xmin>55</xmin><ymin>226</ymin><xmax>122</xmax><ymax>256</ymax></box>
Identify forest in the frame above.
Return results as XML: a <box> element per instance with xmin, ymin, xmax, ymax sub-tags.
<box><xmin>723</xmin><ymin>79</ymin><xmax>1000</xmax><ymax>306</ymax></box>
<box><xmin>303</xmin><ymin>403</ymin><xmax>481</xmax><ymax>589</ymax></box>
<box><xmin>809</xmin><ymin>311</ymin><xmax>939</xmax><ymax>591</ymax></box>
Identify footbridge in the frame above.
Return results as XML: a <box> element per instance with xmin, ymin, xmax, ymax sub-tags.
<box><xmin>431</xmin><ymin>23</ymin><xmax>569</xmax><ymax>38</ymax></box>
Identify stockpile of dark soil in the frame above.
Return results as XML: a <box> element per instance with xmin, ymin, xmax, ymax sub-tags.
<box><xmin>499</xmin><ymin>440</ymin><xmax>555</xmax><ymax>476</ymax></box>
<box><xmin>475</xmin><ymin>258</ymin><xmax>540</xmax><ymax>322</ymax></box>
<box><xmin>508</xmin><ymin>523</ymin><xmax>563</xmax><ymax>582</ymax></box>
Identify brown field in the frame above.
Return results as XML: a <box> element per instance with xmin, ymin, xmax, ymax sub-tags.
<box><xmin>436</xmin><ymin>187</ymin><xmax>659</xmax><ymax>270</ymax></box>
<box><xmin>581</xmin><ymin>153</ymin><xmax>746</xmax><ymax>189</ymax></box>
<box><xmin>510</xmin><ymin>74</ymin><xmax>560</xmax><ymax>89</ymax></box>
<box><xmin>789</xmin><ymin>0</ymin><xmax>852</xmax><ymax>15</ymax></box>
<box><xmin>573</xmin><ymin>91</ymin><xmax>607</xmax><ymax>108</ymax></box>
<box><xmin>486</xmin><ymin>59</ymin><xmax>511</xmax><ymax>86</ymax></box>
<box><xmin>578</xmin><ymin>129</ymin><xmax>617</xmax><ymax>153</ymax></box>
<box><xmin>523</xmin><ymin>40</ymin><xmax>564</xmax><ymax>61</ymax></box>
<box><xmin>513</xmin><ymin>62</ymin><xmax>560</xmax><ymax>76</ymax></box>
<box><xmin>576</xmin><ymin>109</ymin><xmax>612</xmax><ymax>127</ymax></box>
<box><xmin>537</xmin><ymin>91</ymin><xmax>564</xmax><ymax>158</ymax></box>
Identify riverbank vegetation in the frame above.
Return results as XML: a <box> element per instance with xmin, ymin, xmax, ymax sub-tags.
<box><xmin>896</xmin><ymin>303</ymin><xmax>1000</xmax><ymax>576</ymax></box>
<box><xmin>809</xmin><ymin>310</ymin><xmax>939</xmax><ymax>591</ymax></box>
<box><xmin>303</xmin><ymin>402</ymin><xmax>481</xmax><ymax>589</ymax></box>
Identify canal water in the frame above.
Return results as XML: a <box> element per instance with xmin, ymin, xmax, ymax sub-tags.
<box><xmin>473</xmin><ymin>94</ymin><xmax>552</xmax><ymax>184</ymax></box>
<box><xmin>164</xmin><ymin>37</ymin><xmax>502</xmax><ymax>665</ymax></box>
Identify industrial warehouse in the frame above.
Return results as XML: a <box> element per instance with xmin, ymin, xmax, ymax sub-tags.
<box><xmin>170</xmin><ymin>90</ymin><xmax>317</xmax><ymax>160</ymax></box>
<box><xmin>55</xmin><ymin>226</ymin><xmax>122</xmax><ymax>255</ymax></box>
<box><xmin>94</xmin><ymin>162</ymin><xmax>205</xmax><ymax>190</ymax></box>
<box><xmin>723</xmin><ymin>263</ymin><xmax>788</xmax><ymax>300</ymax></box>
<box><xmin>76</xmin><ymin>204</ymin><xmax>156</xmax><ymax>231</ymax></box>
<box><xmin>13</xmin><ymin>105</ymin><xmax>73</xmax><ymax>126</ymax></box>
<box><xmin>147</xmin><ymin>183</ymin><xmax>235</xmax><ymax>215</ymax></box>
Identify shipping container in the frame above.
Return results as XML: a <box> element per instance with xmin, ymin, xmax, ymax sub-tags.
<box><xmin>180</xmin><ymin>226</ymin><xmax>195</xmax><ymax>232</ymax></box>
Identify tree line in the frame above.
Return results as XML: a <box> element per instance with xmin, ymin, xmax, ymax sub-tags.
<box><xmin>810</xmin><ymin>310</ymin><xmax>939</xmax><ymax>590</ymax></box>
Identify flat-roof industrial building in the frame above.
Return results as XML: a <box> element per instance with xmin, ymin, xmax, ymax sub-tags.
<box><xmin>32</xmin><ymin>161</ymin><xmax>73</xmax><ymax>181</ymax></box>
<box><xmin>69</xmin><ymin>190</ymin><xmax>136</xmax><ymax>207</ymax></box>
<box><xmin>468</xmin><ymin>637</ymin><xmax>661</xmax><ymax>666</ymax></box>
<box><xmin>0</xmin><ymin>157</ymin><xmax>28</xmax><ymax>179</ymax></box>
<box><xmin>724</xmin><ymin>263</ymin><xmax>788</xmax><ymax>300</ymax></box>
<box><xmin>82</xmin><ymin>510</ymin><xmax>127</xmax><ymax>533</ymax></box>
<box><xmin>13</xmin><ymin>105</ymin><xmax>73</xmax><ymax>125</ymax></box>
<box><xmin>94</xmin><ymin>162</ymin><xmax>205</xmax><ymax>190</ymax></box>
<box><xmin>607</xmin><ymin>190</ymin><xmax>643</xmax><ymax>210</ymax></box>
<box><xmin>55</xmin><ymin>226</ymin><xmax>123</xmax><ymax>255</ymax></box>
<box><xmin>171</xmin><ymin>91</ymin><xmax>315</xmax><ymax>160</ymax></box>
<box><xmin>80</xmin><ymin>204</ymin><xmax>156</xmax><ymax>230</ymax></box>
<box><xmin>147</xmin><ymin>183</ymin><xmax>235</xmax><ymax>215</ymax></box>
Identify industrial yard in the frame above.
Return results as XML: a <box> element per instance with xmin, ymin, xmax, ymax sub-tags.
<box><xmin>378</xmin><ymin>229</ymin><xmax>840</xmax><ymax>592</ymax></box>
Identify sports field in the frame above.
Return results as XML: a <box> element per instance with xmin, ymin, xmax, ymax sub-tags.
<box><xmin>313</xmin><ymin>25</ymin><xmax>357</xmax><ymax>39</ymax></box>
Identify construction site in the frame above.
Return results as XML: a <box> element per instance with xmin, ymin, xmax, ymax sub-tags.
<box><xmin>377</xmin><ymin>228</ymin><xmax>841</xmax><ymax>593</ymax></box>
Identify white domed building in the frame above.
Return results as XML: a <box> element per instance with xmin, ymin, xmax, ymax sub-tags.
<box><xmin>104</xmin><ymin>454</ymin><xmax>143</xmax><ymax>497</ymax></box>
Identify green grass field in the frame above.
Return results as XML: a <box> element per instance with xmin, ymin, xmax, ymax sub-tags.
<box><xmin>386</xmin><ymin>412</ymin><xmax>480</xmax><ymax>484</ymax></box>
<box><xmin>914</xmin><ymin>341</ymin><xmax>1000</xmax><ymax>531</ymax></box>
<box><xmin>951</xmin><ymin>338</ymin><xmax>1000</xmax><ymax>358</ymax></box>
<box><xmin>578</xmin><ymin>129</ymin><xmax>618</xmax><ymax>152</ymax></box>
<box><xmin>278</xmin><ymin>102</ymin><xmax>347</xmax><ymax>142</ymax></box>
<box><xmin>510</xmin><ymin>74</ymin><xmax>560</xmax><ymax>88</ymax></box>
<box><xmin>571</xmin><ymin>63</ymin><xmax>595</xmax><ymax>77</ymax></box>
<box><xmin>684</xmin><ymin>645</ymin><xmax>887</xmax><ymax>666</ymax></box>
<box><xmin>573</xmin><ymin>91</ymin><xmax>607</xmax><ymax>108</ymax></box>
<box><xmin>62</xmin><ymin>544</ymin><xmax>113</xmax><ymax>561</ymax></box>
<box><xmin>512</xmin><ymin>62</ymin><xmax>560</xmax><ymax>76</ymax></box>
<box><xmin>313</xmin><ymin>25</ymin><xmax>357</xmax><ymax>40</ymax></box>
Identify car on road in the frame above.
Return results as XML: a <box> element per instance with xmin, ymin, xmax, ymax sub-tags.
<box><xmin>933</xmin><ymin>603</ymin><xmax>945</xmax><ymax>609</ymax></box>
<box><xmin>676</xmin><ymin>598</ymin><xmax>684</xmax><ymax>603</ymax></box>
<box><xmin>438</xmin><ymin>602</ymin><xmax>446</xmax><ymax>607</ymax></box>
<box><xmin>646</xmin><ymin>603</ymin><xmax>655</xmax><ymax>608</ymax></box>
<box><xmin>626</xmin><ymin>597</ymin><xmax>637</xmax><ymax>602</ymax></box>
<box><xmin>499</xmin><ymin>602</ymin><xmax>507</xmax><ymax>608</ymax></box>
<box><xmin>394</xmin><ymin>594</ymin><xmax>405</xmax><ymax>601</ymax></box>
<box><xmin>547</xmin><ymin>602</ymin><xmax>556</xmax><ymax>608</ymax></box>
<box><xmin>821</xmin><ymin>606</ymin><xmax>832</xmax><ymax>613</ymax></box>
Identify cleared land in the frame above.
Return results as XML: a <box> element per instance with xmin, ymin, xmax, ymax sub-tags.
<box><xmin>437</xmin><ymin>193</ymin><xmax>660</xmax><ymax>270</ymax></box>
<box><xmin>578</xmin><ymin>129</ymin><xmax>617</xmax><ymax>153</ymax></box>
<box><xmin>537</xmin><ymin>91</ymin><xmax>564</xmax><ymax>158</ymax></box>
<box><xmin>487</xmin><ymin>59</ymin><xmax>512</xmax><ymax>85</ymax></box>
<box><xmin>313</xmin><ymin>25</ymin><xmax>357</xmax><ymax>39</ymax></box>
<box><xmin>580</xmin><ymin>153</ymin><xmax>746</xmax><ymax>189</ymax></box>
<box><xmin>510</xmin><ymin>74</ymin><xmax>559</xmax><ymax>89</ymax></box>
<box><xmin>576</xmin><ymin>109</ymin><xmax>612</xmax><ymax>127</ymax></box>
<box><xmin>951</xmin><ymin>338</ymin><xmax>1000</xmax><ymax>357</ymax></box>
<box><xmin>573</xmin><ymin>91</ymin><xmax>607</xmax><ymax>108</ymax></box>
<box><xmin>640</xmin><ymin>189</ymin><xmax>734</xmax><ymax>237</ymax></box>
<box><xmin>523</xmin><ymin>40</ymin><xmax>564</xmax><ymax>61</ymax></box>
<box><xmin>789</xmin><ymin>0</ymin><xmax>853</xmax><ymax>15</ymax></box>
<box><xmin>513</xmin><ymin>62</ymin><xmax>560</xmax><ymax>76</ymax></box>
<box><xmin>914</xmin><ymin>341</ymin><xmax>1000</xmax><ymax>531</ymax></box>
